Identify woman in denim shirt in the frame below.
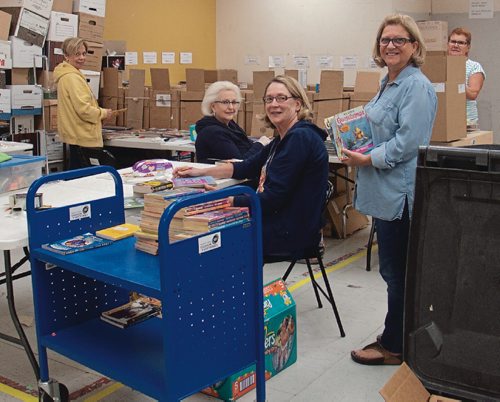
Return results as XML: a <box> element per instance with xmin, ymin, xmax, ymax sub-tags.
<box><xmin>345</xmin><ymin>14</ymin><xmax>437</xmax><ymax>365</ymax></box>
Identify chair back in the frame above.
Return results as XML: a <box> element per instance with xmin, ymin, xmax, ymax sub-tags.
<box><xmin>78</xmin><ymin>147</ymin><xmax>117</xmax><ymax>168</ymax></box>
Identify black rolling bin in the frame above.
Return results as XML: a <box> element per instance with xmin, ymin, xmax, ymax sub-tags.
<box><xmin>403</xmin><ymin>145</ymin><xmax>500</xmax><ymax>401</ymax></box>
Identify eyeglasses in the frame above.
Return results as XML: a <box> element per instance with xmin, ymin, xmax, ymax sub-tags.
<box><xmin>449</xmin><ymin>39</ymin><xmax>468</xmax><ymax>46</ymax></box>
<box><xmin>262</xmin><ymin>95</ymin><xmax>296</xmax><ymax>104</ymax></box>
<box><xmin>379</xmin><ymin>37</ymin><xmax>414</xmax><ymax>47</ymax></box>
<box><xmin>214</xmin><ymin>100</ymin><xmax>240</xmax><ymax>106</ymax></box>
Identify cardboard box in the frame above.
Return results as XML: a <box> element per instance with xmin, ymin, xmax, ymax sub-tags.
<box><xmin>81</xmin><ymin>69</ymin><xmax>100</xmax><ymax>99</ymax></box>
<box><xmin>10</xmin><ymin>35</ymin><xmax>42</xmax><ymax>67</ymax></box>
<box><xmin>10</xmin><ymin>67</ymin><xmax>30</xmax><ymax>84</ymax></box>
<box><xmin>313</xmin><ymin>98</ymin><xmax>343</xmax><ymax>129</ymax></box>
<box><xmin>202</xmin><ymin>279</ymin><xmax>297</xmax><ymax>401</ymax></box>
<box><xmin>250</xmin><ymin>101</ymin><xmax>274</xmax><ymax>138</ymax></box>
<box><xmin>125</xmin><ymin>68</ymin><xmax>145</xmax><ymax>129</ymax></box>
<box><xmin>421</xmin><ymin>52</ymin><xmax>466</xmax><ymax>83</ymax></box>
<box><xmin>431</xmin><ymin>130</ymin><xmax>493</xmax><ymax>147</ymax></box>
<box><xmin>73</xmin><ymin>0</ymin><xmax>106</xmax><ymax>17</ymax></box>
<box><xmin>77</xmin><ymin>12</ymin><xmax>104</xmax><ymax>44</ymax></box>
<box><xmin>179</xmin><ymin>90</ymin><xmax>203</xmax><ymax>130</ymax></box>
<box><xmin>44</xmin><ymin>40</ymin><xmax>63</xmax><ymax>70</ymax></box>
<box><xmin>149</xmin><ymin>68</ymin><xmax>174</xmax><ymax>128</ymax></box>
<box><xmin>204</xmin><ymin>69</ymin><xmax>217</xmax><ymax>84</ymax></box>
<box><xmin>0</xmin><ymin>0</ymin><xmax>53</xmax><ymax>18</ymax></box>
<box><xmin>43</xmin><ymin>99</ymin><xmax>57</xmax><ymax>131</ymax></box>
<box><xmin>316</xmin><ymin>70</ymin><xmax>343</xmax><ymax>100</ymax></box>
<box><xmin>242</xmin><ymin>90</ymin><xmax>253</xmax><ymax>133</ymax></box>
<box><xmin>82</xmin><ymin>41</ymin><xmax>103</xmax><ymax>72</ymax></box>
<box><xmin>284</xmin><ymin>69</ymin><xmax>298</xmax><ymax>81</ymax></box>
<box><xmin>102</xmin><ymin>39</ymin><xmax>126</xmax><ymax>55</ymax></box>
<box><xmin>0</xmin><ymin>10</ymin><xmax>12</xmax><ymax>40</ymax></box>
<box><xmin>51</xmin><ymin>0</ymin><xmax>72</xmax><ymax>13</ymax></box>
<box><xmin>185</xmin><ymin>68</ymin><xmax>204</xmax><ymax>91</ymax></box>
<box><xmin>327</xmin><ymin>192</ymin><xmax>369</xmax><ymax>238</ymax></box>
<box><xmin>380</xmin><ymin>362</ymin><xmax>461</xmax><ymax>402</ymax></box>
<box><xmin>430</xmin><ymin>82</ymin><xmax>466</xmax><ymax>142</ymax></box>
<box><xmin>0</xmin><ymin>39</ymin><xmax>12</xmax><ymax>69</ymax></box>
<box><xmin>253</xmin><ymin>70</ymin><xmax>275</xmax><ymax>99</ymax></box>
<box><xmin>354</xmin><ymin>71</ymin><xmax>380</xmax><ymax>93</ymax></box>
<box><xmin>8</xmin><ymin>83</ymin><xmax>42</xmax><ymax>115</ymax></box>
<box><xmin>4</xmin><ymin>7</ymin><xmax>49</xmax><ymax>47</ymax></box>
<box><xmin>217</xmin><ymin>68</ymin><xmax>237</xmax><ymax>84</ymax></box>
<box><xmin>416</xmin><ymin>20</ymin><xmax>449</xmax><ymax>52</ymax></box>
<box><xmin>10</xmin><ymin>113</ymin><xmax>33</xmax><ymax>132</ymax></box>
<box><xmin>47</xmin><ymin>11</ymin><xmax>78</xmax><ymax>42</ymax></box>
<box><xmin>0</xmin><ymin>88</ymin><xmax>11</xmax><ymax>119</ymax></box>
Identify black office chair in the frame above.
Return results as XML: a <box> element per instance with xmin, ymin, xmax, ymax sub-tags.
<box><xmin>265</xmin><ymin>181</ymin><xmax>345</xmax><ymax>337</ymax></box>
<box><xmin>366</xmin><ymin>219</ymin><xmax>376</xmax><ymax>271</ymax></box>
<box><xmin>78</xmin><ymin>147</ymin><xmax>118</xmax><ymax>168</ymax></box>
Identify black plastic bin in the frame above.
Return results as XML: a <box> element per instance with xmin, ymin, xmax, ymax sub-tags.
<box><xmin>405</xmin><ymin>145</ymin><xmax>500</xmax><ymax>401</ymax></box>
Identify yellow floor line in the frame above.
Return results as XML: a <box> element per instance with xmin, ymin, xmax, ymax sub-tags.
<box><xmin>83</xmin><ymin>382</ymin><xmax>124</xmax><ymax>402</ymax></box>
<box><xmin>0</xmin><ymin>383</ymin><xmax>37</xmax><ymax>401</ymax></box>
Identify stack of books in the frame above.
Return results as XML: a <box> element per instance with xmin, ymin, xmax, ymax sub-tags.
<box><xmin>100</xmin><ymin>296</ymin><xmax>161</xmax><ymax>329</ymax></box>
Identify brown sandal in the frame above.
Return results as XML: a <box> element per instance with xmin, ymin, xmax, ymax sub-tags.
<box><xmin>351</xmin><ymin>341</ymin><xmax>402</xmax><ymax>366</ymax></box>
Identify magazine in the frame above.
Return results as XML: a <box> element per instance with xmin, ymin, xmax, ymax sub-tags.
<box><xmin>96</xmin><ymin>223</ymin><xmax>140</xmax><ymax>240</ymax></box>
<box><xmin>42</xmin><ymin>233</ymin><xmax>113</xmax><ymax>255</ymax></box>
<box><xmin>172</xmin><ymin>176</ymin><xmax>217</xmax><ymax>188</ymax></box>
<box><xmin>324</xmin><ymin>106</ymin><xmax>374</xmax><ymax>157</ymax></box>
<box><xmin>133</xmin><ymin>179</ymin><xmax>174</xmax><ymax>194</ymax></box>
<box><xmin>100</xmin><ymin>297</ymin><xmax>161</xmax><ymax>328</ymax></box>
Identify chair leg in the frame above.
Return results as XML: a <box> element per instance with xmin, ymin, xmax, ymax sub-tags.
<box><xmin>366</xmin><ymin>219</ymin><xmax>376</xmax><ymax>272</ymax></box>
<box><xmin>282</xmin><ymin>259</ymin><xmax>297</xmax><ymax>282</ymax></box>
<box><xmin>316</xmin><ymin>254</ymin><xmax>346</xmax><ymax>337</ymax></box>
<box><xmin>305</xmin><ymin>259</ymin><xmax>323</xmax><ymax>309</ymax></box>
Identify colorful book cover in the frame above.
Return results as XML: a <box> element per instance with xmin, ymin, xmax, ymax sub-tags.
<box><xmin>100</xmin><ymin>297</ymin><xmax>161</xmax><ymax>328</ymax></box>
<box><xmin>96</xmin><ymin>223</ymin><xmax>140</xmax><ymax>240</ymax></box>
<box><xmin>133</xmin><ymin>179</ymin><xmax>174</xmax><ymax>194</ymax></box>
<box><xmin>324</xmin><ymin>106</ymin><xmax>374</xmax><ymax>157</ymax></box>
<box><xmin>184</xmin><ymin>198</ymin><xmax>231</xmax><ymax>215</ymax></box>
<box><xmin>42</xmin><ymin>232</ymin><xmax>113</xmax><ymax>255</ymax></box>
<box><xmin>172</xmin><ymin>176</ymin><xmax>217</xmax><ymax>188</ymax></box>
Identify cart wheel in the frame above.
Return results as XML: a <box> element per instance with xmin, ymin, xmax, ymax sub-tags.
<box><xmin>38</xmin><ymin>383</ymin><xmax>69</xmax><ymax>402</ymax></box>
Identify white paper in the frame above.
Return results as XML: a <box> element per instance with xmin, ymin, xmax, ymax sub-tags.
<box><xmin>161</xmin><ymin>52</ymin><xmax>175</xmax><ymax>64</ymax></box>
<box><xmin>469</xmin><ymin>0</ymin><xmax>493</xmax><ymax>18</ymax></box>
<box><xmin>340</xmin><ymin>56</ymin><xmax>358</xmax><ymax>69</ymax></box>
<box><xmin>180</xmin><ymin>52</ymin><xmax>192</xmax><ymax>64</ymax></box>
<box><xmin>316</xmin><ymin>55</ymin><xmax>333</xmax><ymax>69</ymax></box>
<box><xmin>268</xmin><ymin>55</ymin><xmax>285</xmax><ymax>68</ymax></box>
<box><xmin>293</xmin><ymin>55</ymin><xmax>309</xmax><ymax>69</ymax></box>
<box><xmin>298</xmin><ymin>70</ymin><xmax>307</xmax><ymax>88</ymax></box>
<box><xmin>458</xmin><ymin>83</ymin><xmax>466</xmax><ymax>94</ymax></box>
<box><xmin>244</xmin><ymin>55</ymin><xmax>260</xmax><ymax>65</ymax></box>
<box><xmin>69</xmin><ymin>204</ymin><xmax>91</xmax><ymax>221</ymax></box>
<box><xmin>156</xmin><ymin>93</ymin><xmax>171</xmax><ymax>107</ymax></box>
<box><xmin>432</xmin><ymin>82</ymin><xmax>445</xmax><ymax>93</ymax></box>
<box><xmin>143</xmin><ymin>52</ymin><xmax>157</xmax><ymax>64</ymax></box>
<box><xmin>367</xmin><ymin>58</ymin><xmax>378</xmax><ymax>69</ymax></box>
<box><xmin>125</xmin><ymin>52</ymin><xmax>138</xmax><ymax>65</ymax></box>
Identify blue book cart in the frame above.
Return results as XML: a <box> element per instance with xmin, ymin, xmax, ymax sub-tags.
<box><xmin>26</xmin><ymin>166</ymin><xmax>266</xmax><ymax>402</ymax></box>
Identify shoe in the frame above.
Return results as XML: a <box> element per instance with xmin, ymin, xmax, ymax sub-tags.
<box><xmin>351</xmin><ymin>341</ymin><xmax>402</xmax><ymax>366</ymax></box>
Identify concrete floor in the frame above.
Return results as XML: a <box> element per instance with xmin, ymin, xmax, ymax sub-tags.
<box><xmin>0</xmin><ymin>225</ymin><xmax>399</xmax><ymax>402</ymax></box>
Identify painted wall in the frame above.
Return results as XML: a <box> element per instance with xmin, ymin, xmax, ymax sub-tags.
<box><xmin>104</xmin><ymin>0</ymin><xmax>216</xmax><ymax>85</ymax></box>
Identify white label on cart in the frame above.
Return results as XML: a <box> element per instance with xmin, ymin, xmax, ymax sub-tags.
<box><xmin>69</xmin><ymin>204</ymin><xmax>91</xmax><ymax>221</ymax></box>
<box><xmin>198</xmin><ymin>232</ymin><xmax>221</xmax><ymax>254</ymax></box>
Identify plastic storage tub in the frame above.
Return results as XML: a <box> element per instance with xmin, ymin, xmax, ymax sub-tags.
<box><xmin>0</xmin><ymin>155</ymin><xmax>45</xmax><ymax>194</ymax></box>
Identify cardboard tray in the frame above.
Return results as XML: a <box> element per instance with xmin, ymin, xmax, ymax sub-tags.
<box><xmin>405</xmin><ymin>145</ymin><xmax>500</xmax><ymax>401</ymax></box>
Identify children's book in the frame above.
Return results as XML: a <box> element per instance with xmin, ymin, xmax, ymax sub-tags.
<box><xmin>96</xmin><ymin>223</ymin><xmax>140</xmax><ymax>240</ymax></box>
<box><xmin>100</xmin><ymin>297</ymin><xmax>161</xmax><ymax>328</ymax></box>
<box><xmin>42</xmin><ymin>233</ymin><xmax>113</xmax><ymax>255</ymax></box>
<box><xmin>324</xmin><ymin>106</ymin><xmax>374</xmax><ymax>157</ymax></box>
<box><xmin>172</xmin><ymin>176</ymin><xmax>217</xmax><ymax>188</ymax></box>
<box><xmin>133</xmin><ymin>179</ymin><xmax>174</xmax><ymax>194</ymax></box>
<box><xmin>183</xmin><ymin>198</ymin><xmax>231</xmax><ymax>216</ymax></box>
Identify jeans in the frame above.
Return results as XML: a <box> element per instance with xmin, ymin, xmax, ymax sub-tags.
<box><xmin>375</xmin><ymin>200</ymin><xmax>410</xmax><ymax>354</ymax></box>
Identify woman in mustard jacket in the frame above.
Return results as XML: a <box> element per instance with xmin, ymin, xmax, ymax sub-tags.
<box><xmin>54</xmin><ymin>37</ymin><xmax>111</xmax><ymax>169</ymax></box>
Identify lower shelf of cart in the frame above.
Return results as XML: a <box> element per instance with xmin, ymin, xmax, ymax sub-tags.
<box><xmin>41</xmin><ymin>316</ymin><xmax>165</xmax><ymax>399</ymax></box>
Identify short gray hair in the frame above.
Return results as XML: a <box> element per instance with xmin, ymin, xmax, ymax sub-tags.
<box><xmin>62</xmin><ymin>37</ymin><xmax>88</xmax><ymax>57</ymax></box>
<box><xmin>201</xmin><ymin>81</ymin><xmax>242</xmax><ymax>116</ymax></box>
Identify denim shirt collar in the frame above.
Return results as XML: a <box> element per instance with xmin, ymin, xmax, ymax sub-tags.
<box><xmin>381</xmin><ymin>64</ymin><xmax>419</xmax><ymax>88</ymax></box>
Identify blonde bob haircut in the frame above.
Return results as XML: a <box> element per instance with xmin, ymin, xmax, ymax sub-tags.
<box><xmin>62</xmin><ymin>37</ymin><xmax>88</xmax><ymax>58</ymax></box>
<box><xmin>260</xmin><ymin>75</ymin><xmax>313</xmax><ymax>129</ymax></box>
<box><xmin>372</xmin><ymin>14</ymin><xmax>426</xmax><ymax>68</ymax></box>
<box><xmin>201</xmin><ymin>81</ymin><xmax>242</xmax><ymax>116</ymax></box>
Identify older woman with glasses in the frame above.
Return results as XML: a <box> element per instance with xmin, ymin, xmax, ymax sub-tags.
<box><xmin>174</xmin><ymin>75</ymin><xmax>328</xmax><ymax>258</ymax></box>
<box><xmin>194</xmin><ymin>81</ymin><xmax>270</xmax><ymax>164</ymax></box>
<box><xmin>343</xmin><ymin>14</ymin><xmax>437</xmax><ymax>366</ymax></box>
<box><xmin>448</xmin><ymin>27</ymin><xmax>485</xmax><ymax>129</ymax></box>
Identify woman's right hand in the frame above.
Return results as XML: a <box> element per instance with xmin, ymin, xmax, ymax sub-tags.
<box><xmin>173</xmin><ymin>166</ymin><xmax>205</xmax><ymax>178</ymax></box>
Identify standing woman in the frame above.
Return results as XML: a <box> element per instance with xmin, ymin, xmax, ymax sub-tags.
<box><xmin>345</xmin><ymin>14</ymin><xmax>437</xmax><ymax>365</ymax></box>
<box><xmin>195</xmin><ymin>81</ymin><xmax>270</xmax><ymax>164</ymax></box>
<box><xmin>54</xmin><ymin>37</ymin><xmax>111</xmax><ymax>169</ymax></box>
<box><xmin>448</xmin><ymin>27</ymin><xmax>485</xmax><ymax>129</ymax></box>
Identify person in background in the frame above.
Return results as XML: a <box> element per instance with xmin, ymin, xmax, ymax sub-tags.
<box><xmin>344</xmin><ymin>14</ymin><xmax>437</xmax><ymax>365</ymax></box>
<box><xmin>54</xmin><ymin>37</ymin><xmax>112</xmax><ymax>170</ymax></box>
<box><xmin>175</xmin><ymin>75</ymin><xmax>328</xmax><ymax>257</ymax></box>
<box><xmin>195</xmin><ymin>81</ymin><xmax>270</xmax><ymax>164</ymax></box>
<box><xmin>447</xmin><ymin>27</ymin><xmax>485</xmax><ymax>129</ymax></box>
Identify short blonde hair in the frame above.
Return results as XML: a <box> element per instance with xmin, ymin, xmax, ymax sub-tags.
<box><xmin>372</xmin><ymin>14</ymin><xmax>426</xmax><ymax>68</ymax></box>
<box><xmin>62</xmin><ymin>37</ymin><xmax>88</xmax><ymax>57</ymax></box>
<box><xmin>260</xmin><ymin>75</ymin><xmax>313</xmax><ymax>129</ymax></box>
<box><xmin>201</xmin><ymin>81</ymin><xmax>242</xmax><ymax>116</ymax></box>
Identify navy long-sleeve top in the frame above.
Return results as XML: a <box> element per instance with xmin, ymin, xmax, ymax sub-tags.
<box><xmin>195</xmin><ymin>116</ymin><xmax>263</xmax><ymax>164</ymax></box>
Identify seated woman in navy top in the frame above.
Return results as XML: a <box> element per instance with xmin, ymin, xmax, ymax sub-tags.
<box><xmin>195</xmin><ymin>81</ymin><xmax>271</xmax><ymax>164</ymax></box>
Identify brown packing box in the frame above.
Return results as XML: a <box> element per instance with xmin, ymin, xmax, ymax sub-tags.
<box><xmin>3</xmin><ymin>6</ymin><xmax>49</xmax><ymax>47</ymax></box>
<box><xmin>421</xmin><ymin>52</ymin><xmax>466</xmax><ymax>83</ymax></box>
<box><xmin>43</xmin><ymin>99</ymin><xmax>57</xmax><ymax>131</ymax></box>
<box><xmin>0</xmin><ymin>10</ymin><xmax>12</xmax><ymax>40</ymax></box>
<box><xmin>431</xmin><ymin>130</ymin><xmax>493</xmax><ymax>147</ymax></box>
<box><xmin>284</xmin><ymin>69</ymin><xmax>298</xmax><ymax>81</ymax></box>
<box><xmin>11</xmin><ymin>67</ymin><xmax>30</xmax><ymax>84</ymax></box>
<box><xmin>380</xmin><ymin>362</ymin><xmax>461</xmax><ymax>402</ymax></box>
<box><xmin>327</xmin><ymin>192</ymin><xmax>369</xmax><ymax>239</ymax></box>
<box><xmin>179</xmin><ymin>90</ymin><xmax>203</xmax><ymax>130</ymax></box>
<box><xmin>83</xmin><ymin>41</ymin><xmax>103</xmax><ymax>72</ymax></box>
<box><xmin>349</xmin><ymin>91</ymin><xmax>377</xmax><ymax>109</ymax></box>
<box><xmin>51</xmin><ymin>0</ymin><xmax>72</xmax><ymax>13</ymax></box>
<box><xmin>341</xmin><ymin>91</ymin><xmax>351</xmax><ymax>111</ymax></box>
<box><xmin>142</xmin><ymin>87</ymin><xmax>150</xmax><ymax>129</ymax></box>
<box><xmin>250</xmin><ymin>100</ymin><xmax>274</xmax><ymax>138</ymax></box>
<box><xmin>100</xmin><ymin>67</ymin><xmax>119</xmax><ymax>125</ymax></box>
<box><xmin>316</xmin><ymin>70</ymin><xmax>343</xmax><ymax>100</ymax></box>
<box><xmin>354</xmin><ymin>71</ymin><xmax>380</xmax><ymax>93</ymax></box>
<box><xmin>204</xmin><ymin>69</ymin><xmax>217</xmax><ymax>84</ymax></box>
<box><xmin>313</xmin><ymin>98</ymin><xmax>343</xmax><ymax>129</ymax></box>
<box><xmin>126</xmin><ymin>69</ymin><xmax>145</xmax><ymax>129</ymax></box>
<box><xmin>149</xmin><ymin>68</ymin><xmax>173</xmax><ymax>128</ymax></box>
<box><xmin>102</xmin><ymin>40</ymin><xmax>126</xmax><ymax>55</ymax></box>
<box><xmin>77</xmin><ymin>12</ymin><xmax>105</xmax><ymax>44</ymax></box>
<box><xmin>431</xmin><ymin>82</ymin><xmax>466</xmax><ymax>142</ymax></box>
<box><xmin>243</xmin><ymin>90</ymin><xmax>253</xmax><ymax>134</ymax></box>
<box><xmin>235</xmin><ymin>91</ymin><xmax>245</xmax><ymax>131</ymax></box>
<box><xmin>416</xmin><ymin>20</ymin><xmax>449</xmax><ymax>52</ymax></box>
<box><xmin>253</xmin><ymin>70</ymin><xmax>275</xmax><ymax>99</ymax></box>
<box><xmin>217</xmin><ymin>69</ymin><xmax>237</xmax><ymax>84</ymax></box>
<box><xmin>44</xmin><ymin>40</ymin><xmax>63</xmax><ymax>70</ymax></box>
<box><xmin>185</xmin><ymin>68</ymin><xmax>205</xmax><ymax>91</ymax></box>
<box><xmin>330</xmin><ymin>166</ymin><xmax>356</xmax><ymax>195</ymax></box>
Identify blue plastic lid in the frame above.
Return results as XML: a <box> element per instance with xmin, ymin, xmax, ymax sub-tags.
<box><xmin>0</xmin><ymin>154</ymin><xmax>46</xmax><ymax>168</ymax></box>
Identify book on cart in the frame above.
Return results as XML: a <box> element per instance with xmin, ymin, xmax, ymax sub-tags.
<box><xmin>324</xmin><ymin>105</ymin><xmax>374</xmax><ymax>157</ymax></box>
<box><xmin>182</xmin><ymin>207</ymin><xmax>250</xmax><ymax>232</ymax></box>
<box><xmin>172</xmin><ymin>176</ymin><xmax>217</xmax><ymax>188</ymax></box>
<box><xmin>183</xmin><ymin>198</ymin><xmax>231</xmax><ymax>216</ymax></box>
<box><xmin>100</xmin><ymin>297</ymin><xmax>161</xmax><ymax>329</ymax></box>
<box><xmin>132</xmin><ymin>179</ymin><xmax>174</xmax><ymax>194</ymax></box>
<box><xmin>41</xmin><ymin>233</ymin><xmax>113</xmax><ymax>255</ymax></box>
<box><xmin>96</xmin><ymin>223</ymin><xmax>140</xmax><ymax>241</ymax></box>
